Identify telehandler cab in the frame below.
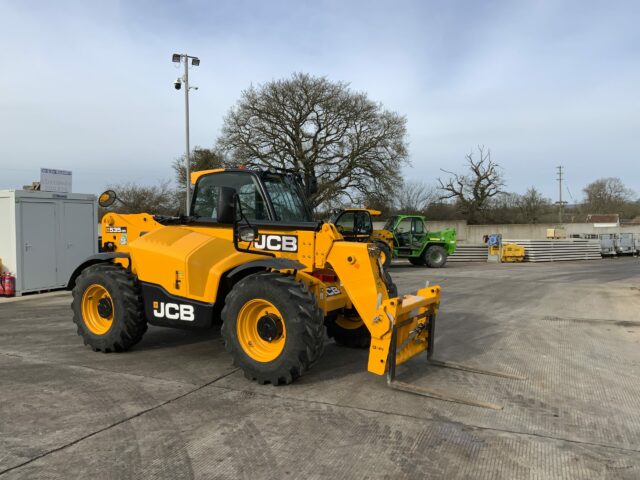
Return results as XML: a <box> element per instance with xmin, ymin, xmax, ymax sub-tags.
<box><xmin>69</xmin><ymin>168</ymin><xmax>517</xmax><ymax>408</ymax></box>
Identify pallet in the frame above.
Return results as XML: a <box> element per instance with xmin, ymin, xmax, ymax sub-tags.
<box><xmin>502</xmin><ymin>239</ymin><xmax>601</xmax><ymax>262</ymax></box>
<box><xmin>449</xmin><ymin>244</ymin><xmax>488</xmax><ymax>262</ymax></box>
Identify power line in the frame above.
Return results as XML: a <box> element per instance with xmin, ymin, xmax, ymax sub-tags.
<box><xmin>566</xmin><ymin>185</ymin><xmax>574</xmax><ymax>202</ymax></box>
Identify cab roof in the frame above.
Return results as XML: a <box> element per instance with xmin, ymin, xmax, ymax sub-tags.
<box><xmin>190</xmin><ymin>167</ymin><xmax>300</xmax><ymax>185</ymax></box>
<box><xmin>190</xmin><ymin>168</ymin><xmax>226</xmax><ymax>185</ymax></box>
<box><xmin>341</xmin><ymin>208</ymin><xmax>383</xmax><ymax>216</ymax></box>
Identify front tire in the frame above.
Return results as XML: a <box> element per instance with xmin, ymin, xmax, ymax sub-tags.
<box><xmin>424</xmin><ymin>245</ymin><xmax>448</xmax><ymax>268</ymax></box>
<box><xmin>71</xmin><ymin>263</ymin><xmax>147</xmax><ymax>352</ymax></box>
<box><xmin>221</xmin><ymin>272</ymin><xmax>325</xmax><ymax>385</ymax></box>
<box><xmin>326</xmin><ymin>311</ymin><xmax>370</xmax><ymax>348</ymax></box>
<box><xmin>326</xmin><ymin>271</ymin><xmax>398</xmax><ymax>349</ymax></box>
<box><xmin>383</xmin><ymin>271</ymin><xmax>398</xmax><ymax>297</ymax></box>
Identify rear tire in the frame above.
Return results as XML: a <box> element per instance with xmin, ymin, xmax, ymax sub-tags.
<box><xmin>71</xmin><ymin>263</ymin><xmax>147</xmax><ymax>352</ymax></box>
<box><xmin>424</xmin><ymin>245</ymin><xmax>448</xmax><ymax>268</ymax></box>
<box><xmin>221</xmin><ymin>272</ymin><xmax>325</xmax><ymax>385</ymax></box>
<box><xmin>376</xmin><ymin>242</ymin><xmax>392</xmax><ymax>268</ymax></box>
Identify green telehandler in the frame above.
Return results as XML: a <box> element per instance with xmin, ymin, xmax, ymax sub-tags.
<box><xmin>384</xmin><ymin>215</ymin><xmax>456</xmax><ymax>267</ymax></box>
<box><xmin>331</xmin><ymin>210</ymin><xmax>457</xmax><ymax>268</ymax></box>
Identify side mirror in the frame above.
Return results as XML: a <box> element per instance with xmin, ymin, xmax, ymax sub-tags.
<box><xmin>237</xmin><ymin>225</ymin><xmax>259</xmax><ymax>243</ymax></box>
<box><xmin>98</xmin><ymin>190</ymin><xmax>117</xmax><ymax>208</ymax></box>
<box><xmin>216</xmin><ymin>186</ymin><xmax>236</xmax><ymax>224</ymax></box>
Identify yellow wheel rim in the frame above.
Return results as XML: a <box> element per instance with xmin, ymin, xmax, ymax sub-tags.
<box><xmin>81</xmin><ymin>284</ymin><xmax>114</xmax><ymax>335</ymax></box>
<box><xmin>379</xmin><ymin>249</ymin><xmax>387</xmax><ymax>265</ymax></box>
<box><xmin>236</xmin><ymin>299</ymin><xmax>286</xmax><ymax>362</ymax></box>
<box><xmin>335</xmin><ymin>315</ymin><xmax>364</xmax><ymax>330</ymax></box>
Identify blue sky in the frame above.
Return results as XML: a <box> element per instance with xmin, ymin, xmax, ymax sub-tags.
<box><xmin>1</xmin><ymin>0</ymin><xmax>638</xmax><ymax>201</ymax></box>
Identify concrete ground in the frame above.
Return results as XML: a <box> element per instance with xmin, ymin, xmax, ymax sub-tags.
<box><xmin>0</xmin><ymin>258</ymin><xmax>639</xmax><ymax>479</ymax></box>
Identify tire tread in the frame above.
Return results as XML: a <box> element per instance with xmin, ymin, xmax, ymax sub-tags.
<box><xmin>221</xmin><ymin>272</ymin><xmax>325</xmax><ymax>385</ymax></box>
<box><xmin>71</xmin><ymin>263</ymin><xmax>147</xmax><ymax>353</ymax></box>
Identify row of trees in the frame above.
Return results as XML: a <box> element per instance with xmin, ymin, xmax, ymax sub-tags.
<box><xmin>378</xmin><ymin>160</ymin><xmax>640</xmax><ymax>224</ymax></box>
<box><xmin>369</xmin><ymin>149</ymin><xmax>640</xmax><ymax>223</ymax></box>
<box><xmin>104</xmin><ymin>73</ymin><xmax>639</xmax><ymax>224</ymax></box>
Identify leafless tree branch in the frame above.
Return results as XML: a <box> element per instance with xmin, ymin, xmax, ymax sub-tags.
<box><xmin>217</xmin><ymin>73</ymin><xmax>409</xmax><ymax>208</ymax></box>
<box><xmin>436</xmin><ymin>145</ymin><xmax>505</xmax><ymax>223</ymax></box>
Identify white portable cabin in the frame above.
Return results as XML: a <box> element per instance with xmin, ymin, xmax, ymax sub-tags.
<box><xmin>617</xmin><ymin>233</ymin><xmax>635</xmax><ymax>255</ymax></box>
<box><xmin>0</xmin><ymin>190</ymin><xmax>98</xmax><ymax>295</ymax></box>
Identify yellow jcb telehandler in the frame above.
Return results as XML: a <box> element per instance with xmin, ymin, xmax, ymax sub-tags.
<box><xmin>68</xmin><ymin>168</ymin><xmax>518</xmax><ymax>408</ymax></box>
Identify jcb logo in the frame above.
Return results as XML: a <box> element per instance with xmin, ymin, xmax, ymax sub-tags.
<box><xmin>153</xmin><ymin>301</ymin><xmax>195</xmax><ymax>321</ymax></box>
<box><xmin>326</xmin><ymin>286</ymin><xmax>341</xmax><ymax>296</ymax></box>
<box><xmin>254</xmin><ymin>235</ymin><xmax>298</xmax><ymax>252</ymax></box>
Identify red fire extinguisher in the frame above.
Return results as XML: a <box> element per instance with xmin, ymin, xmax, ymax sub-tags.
<box><xmin>1</xmin><ymin>273</ymin><xmax>16</xmax><ymax>297</ymax></box>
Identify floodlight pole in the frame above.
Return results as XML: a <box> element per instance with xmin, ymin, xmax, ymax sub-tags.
<box><xmin>172</xmin><ymin>53</ymin><xmax>199</xmax><ymax>215</ymax></box>
<box><xmin>183</xmin><ymin>58</ymin><xmax>191</xmax><ymax>215</ymax></box>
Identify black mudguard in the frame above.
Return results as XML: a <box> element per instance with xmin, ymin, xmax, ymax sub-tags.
<box><xmin>227</xmin><ymin>258</ymin><xmax>306</xmax><ymax>278</ymax></box>
<box><xmin>67</xmin><ymin>252</ymin><xmax>130</xmax><ymax>289</ymax></box>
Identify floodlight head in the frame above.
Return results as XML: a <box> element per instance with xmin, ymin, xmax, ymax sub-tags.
<box><xmin>191</xmin><ymin>57</ymin><xmax>200</xmax><ymax>66</ymax></box>
<box><xmin>172</xmin><ymin>53</ymin><xmax>181</xmax><ymax>63</ymax></box>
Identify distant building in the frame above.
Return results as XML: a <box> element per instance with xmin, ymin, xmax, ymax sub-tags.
<box><xmin>585</xmin><ymin>214</ymin><xmax>620</xmax><ymax>227</ymax></box>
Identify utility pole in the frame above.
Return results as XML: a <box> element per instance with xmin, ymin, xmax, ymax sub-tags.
<box><xmin>556</xmin><ymin>166</ymin><xmax>565</xmax><ymax>223</ymax></box>
<box><xmin>172</xmin><ymin>53</ymin><xmax>200</xmax><ymax>215</ymax></box>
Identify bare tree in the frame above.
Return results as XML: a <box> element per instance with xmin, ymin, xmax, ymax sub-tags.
<box><xmin>396</xmin><ymin>181</ymin><xmax>438</xmax><ymax>214</ymax></box>
<box><xmin>582</xmin><ymin>177</ymin><xmax>635</xmax><ymax>214</ymax></box>
<box><xmin>437</xmin><ymin>145</ymin><xmax>504</xmax><ymax>223</ymax></box>
<box><xmin>356</xmin><ymin>191</ymin><xmax>395</xmax><ymax>216</ymax></box>
<box><xmin>172</xmin><ymin>146</ymin><xmax>227</xmax><ymax>188</ymax></box>
<box><xmin>99</xmin><ymin>181</ymin><xmax>178</xmax><ymax>219</ymax></box>
<box><xmin>518</xmin><ymin>187</ymin><xmax>551</xmax><ymax>223</ymax></box>
<box><xmin>485</xmin><ymin>191</ymin><xmax>519</xmax><ymax>223</ymax></box>
<box><xmin>172</xmin><ymin>147</ymin><xmax>227</xmax><ymax>209</ymax></box>
<box><xmin>217</xmin><ymin>73</ymin><xmax>409</xmax><ymax>208</ymax></box>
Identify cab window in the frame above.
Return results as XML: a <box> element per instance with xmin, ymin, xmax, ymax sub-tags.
<box><xmin>336</xmin><ymin>211</ymin><xmax>355</xmax><ymax>232</ymax></box>
<box><xmin>383</xmin><ymin>216</ymin><xmax>398</xmax><ymax>231</ymax></box>
<box><xmin>396</xmin><ymin>218</ymin><xmax>411</xmax><ymax>234</ymax></box>
<box><xmin>192</xmin><ymin>172</ymin><xmax>269</xmax><ymax>221</ymax></box>
<box><xmin>262</xmin><ymin>174</ymin><xmax>311</xmax><ymax>222</ymax></box>
<box><xmin>355</xmin><ymin>211</ymin><xmax>372</xmax><ymax>234</ymax></box>
<box><xmin>412</xmin><ymin>218</ymin><xmax>425</xmax><ymax>234</ymax></box>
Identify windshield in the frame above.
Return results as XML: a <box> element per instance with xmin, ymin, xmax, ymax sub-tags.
<box><xmin>383</xmin><ymin>216</ymin><xmax>398</xmax><ymax>231</ymax></box>
<box><xmin>262</xmin><ymin>174</ymin><xmax>312</xmax><ymax>222</ymax></box>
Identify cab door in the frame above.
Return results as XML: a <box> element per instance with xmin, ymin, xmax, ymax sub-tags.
<box><xmin>394</xmin><ymin>217</ymin><xmax>413</xmax><ymax>250</ymax></box>
<box><xmin>411</xmin><ymin>217</ymin><xmax>427</xmax><ymax>250</ymax></box>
